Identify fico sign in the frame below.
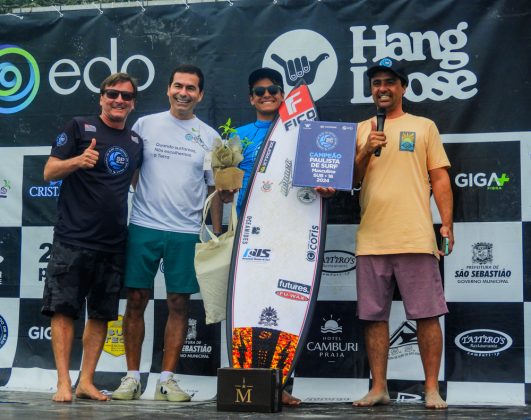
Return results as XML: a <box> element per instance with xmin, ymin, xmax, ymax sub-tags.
<box><xmin>49</xmin><ymin>38</ymin><xmax>155</xmax><ymax>94</ymax></box>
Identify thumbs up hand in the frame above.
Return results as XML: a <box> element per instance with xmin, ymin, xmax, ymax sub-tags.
<box><xmin>79</xmin><ymin>138</ymin><xmax>99</xmax><ymax>169</ymax></box>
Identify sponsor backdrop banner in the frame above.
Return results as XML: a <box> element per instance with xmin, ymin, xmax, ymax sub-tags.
<box><xmin>0</xmin><ymin>0</ymin><xmax>530</xmax><ymax>405</ymax></box>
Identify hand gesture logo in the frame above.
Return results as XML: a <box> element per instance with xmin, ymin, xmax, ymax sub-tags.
<box><xmin>263</xmin><ymin>30</ymin><xmax>338</xmax><ymax>101</ymax></box>
<box><xmin>271</xmin><ymin>53</ymin><xmax>330</xmax><ymax>86</ymax></box>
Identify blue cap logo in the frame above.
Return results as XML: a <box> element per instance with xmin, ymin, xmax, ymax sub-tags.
<box><xmin>378</xmin><ymin>58</ymin><xmax>393</xmax><ymax>68</ymax></box>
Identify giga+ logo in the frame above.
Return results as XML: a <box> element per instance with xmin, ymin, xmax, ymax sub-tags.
<box><xmin>454</xmin><ymin>172</ymin><xmax>510</xmax><ymax>190</ymax></box>
<box><xmin>0</xmin><ymin>45</ymin><xmax>40</xmax><ymax>114</ymax></box>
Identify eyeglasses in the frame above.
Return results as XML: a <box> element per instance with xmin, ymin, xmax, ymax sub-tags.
<box><xmin>251</xmin><ymin>85</ymin><xmax>283</xmax><ymax>97</ymax></box>
<box><xmin>103</xmin><ymin>89</ymin><xmax>135</xmax><ymax>101</ymax></box>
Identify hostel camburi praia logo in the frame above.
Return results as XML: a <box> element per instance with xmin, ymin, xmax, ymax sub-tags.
<box><xmin>0</xmin><ymin>45</ymin><xmax>40</xmax><ymax>114</ymax></box>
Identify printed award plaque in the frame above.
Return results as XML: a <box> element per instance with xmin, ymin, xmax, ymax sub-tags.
<box><xmin>292</xmin><ymin>120</ymin><xmax>357</xmax><ymax>190</ymax></box>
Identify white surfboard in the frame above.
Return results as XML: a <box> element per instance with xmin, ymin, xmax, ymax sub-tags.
<box><xmin>227</xmin><ymin>83</ymin><xmax>326</xmax><ymax>385</ymax></box>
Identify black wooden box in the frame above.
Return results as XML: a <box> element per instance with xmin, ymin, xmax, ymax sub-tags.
<box><xmin>216</xmin><ymin>368</ymin><xmax>282</xmax><ymax>413</ymax></box>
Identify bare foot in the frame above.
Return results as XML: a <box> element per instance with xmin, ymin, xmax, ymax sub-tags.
<box><xmin>425</xmin><ymin>390</ymin><xmax>447</xmax><ymax>409</ymax></box>
<box><xmin>282</xmin><ymin>390</ymin><xmax>301</xmax><ymax>406</ymax></box>
<box><xmin>75</xmin><ymin>382</ymin><xmax>110</xmax><ymax>401</ymax></box>
<box><xmin>353</xmin><ymin>390</ymin><xmax>391</xmax><ymax>407</ymax></box>
<box><xmin>52</xmin><ymin>382</ymin><xmax>73</xmax><ymax>402</ymax></box>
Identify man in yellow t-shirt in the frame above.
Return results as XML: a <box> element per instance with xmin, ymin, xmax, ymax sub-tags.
<box><xmin>317</xmin><ymin>59</ymin><xmax>453</xmax><ymax>409</ymax></box>
<box><xmin>353</xmin><ymin>60</ymin><xmax>453</xmax><ymax>410</ymax></box>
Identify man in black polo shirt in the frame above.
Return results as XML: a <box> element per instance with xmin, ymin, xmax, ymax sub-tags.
<box><xmin>42</xmin><ymin>72</ymin><xmax>143</xmax><ymax>402</ymax></box>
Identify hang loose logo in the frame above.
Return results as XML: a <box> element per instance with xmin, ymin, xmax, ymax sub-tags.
<box><xmin>271</xmin><ymin>53</ymin><xmax>330</xmax><ymax>86</ymax></box>
<box><xmin>263</xmin><ymin>29</ymin><xmax>338</xmax><ymax>101</ymax></box>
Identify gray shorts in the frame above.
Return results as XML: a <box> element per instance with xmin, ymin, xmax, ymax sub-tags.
<box><xmin>42</xmin><ymin>240</ymin><xmax>124</xmax><ymax>321</ymax></box>
<box><xmin>356</xmin><ymin>254</ymin><xmax>448</xmax><ymax>321</ymax></box>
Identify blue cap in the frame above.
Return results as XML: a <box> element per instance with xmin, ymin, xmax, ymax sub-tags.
<box><xmin>367</xmin><ymin>58</ymin><xmax>408</xmax><ymax>86</ymax></box>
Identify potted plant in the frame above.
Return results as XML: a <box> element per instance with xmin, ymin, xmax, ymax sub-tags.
<box><xmin>211</xmin><ymin>118</ymin><xmax>244</xmax><ymax>190</ymax></box>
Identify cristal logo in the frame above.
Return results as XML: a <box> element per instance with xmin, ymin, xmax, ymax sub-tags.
<box><xmin>0</xmin><ymin>45</ymin><xmax>40</xmax><ymax>114</ymax></box>
<box><xmin>454</xmin><ymin>172</ymin><xmax>510</xmax><ymax>190</ymax></box>
<box><xmin>350</xmin><ymin>22</ymin><xmax>477</xmax><ymax>103</ymax></box>
<box><xmin>455</xmin><ymin>329</ymin><xmax>512</xmax><ymax>354</ymax></box>
<box><xmin>28</xmin><ymin>180</ymin><xmax>61</xmax><ymax>198</ymax></box>
<box><xmin>263</xmin><ymin>29</ymin><xmax>338</xmax><ymax>100</ymax></box>
<box><xmin>323</xmin><ymin>250</ymin><xmax>356</xmax><ymax>273</ymax></box>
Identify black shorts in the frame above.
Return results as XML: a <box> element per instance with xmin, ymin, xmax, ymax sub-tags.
<box><xmin>41</xmin><ymin>240</ymin><xmax>124</xmax><ymax>321</ymax></box>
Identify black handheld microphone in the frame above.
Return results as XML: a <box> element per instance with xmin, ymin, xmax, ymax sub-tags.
<box><xmin>374</xmin><ymin>107</ymin><xmax>386</xmax><ymax>157</ymax></box>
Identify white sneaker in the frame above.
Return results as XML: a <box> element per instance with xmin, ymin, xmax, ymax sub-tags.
<box><xmin>154</xmin><ymin>375</ymin><xmax>191</xmax><ymax>402</ymax></box>
<box><xmin>112</xmin><ymin>376</ymin><xmax>141</xmax><ymax>400</ymax></box>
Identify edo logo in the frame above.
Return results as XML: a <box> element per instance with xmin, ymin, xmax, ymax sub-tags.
<box><xmin>0</xmin><ymin>314</ymin><xmax>8</xmax><ymax>349</ymax></box>
<box><xmin>0</xmin><ymin>45</ymin><xmax>40</xmax><ymax>114</ymax></box>
<box><xmin>105</xmin><ymin>146</ymin><xmax>129</xmax><ymax>175</ymax></box>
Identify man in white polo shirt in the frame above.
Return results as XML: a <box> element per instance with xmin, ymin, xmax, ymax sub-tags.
<box><xmin>112</xmin><ymin>64</ymin><xmax>222</xmax><ymax>402</ymax></box>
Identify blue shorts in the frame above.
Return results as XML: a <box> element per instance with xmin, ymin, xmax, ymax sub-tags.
<box><xmin>124</xmin><ymin>223</ymin><xmax>199</xmax><ymax>294</ymax></box>
<box><xmin>356</xmin><ymin>253</ymin><xmax>448</xmax><ymax>321</ymax></box>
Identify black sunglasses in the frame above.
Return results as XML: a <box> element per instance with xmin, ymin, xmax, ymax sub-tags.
<box><xmin>103</xmin><ymin>89</ymin><xmax>135</xmax><ymax>101</ymax></box>
<box><xmin>251</xmin><ymin>85</ymin><xmax>283</xmax><ymax>97</ymax></box>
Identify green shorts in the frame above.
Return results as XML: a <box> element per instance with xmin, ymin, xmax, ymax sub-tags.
<box><xmin>124</xmin><ymin>223</ymin><xmax>199</xmax><ymax>294</ymax></box>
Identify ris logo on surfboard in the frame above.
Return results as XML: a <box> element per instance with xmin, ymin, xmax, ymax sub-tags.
<box><xmin>242</xmin><ymin>248</ymin><xmax>271</xmax><ymax>262</ymax></box>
